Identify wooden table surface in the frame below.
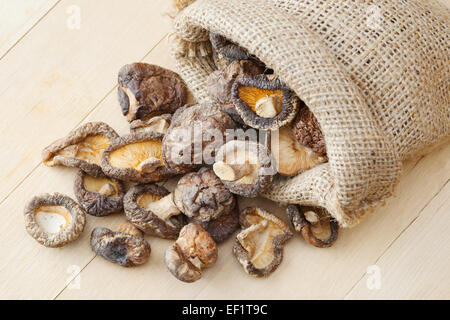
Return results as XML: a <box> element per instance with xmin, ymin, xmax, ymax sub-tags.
<box><xmin>0</xmin><ymin>0</ymin><xmax>449</xmax><ymax>300</ymax></box>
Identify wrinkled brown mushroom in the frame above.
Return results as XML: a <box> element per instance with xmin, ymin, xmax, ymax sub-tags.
<box><xmin>271</xmin><ymin>126</ymin><xmax>327</xmax><ymax>177</ymax></box>
<box><xmin>286</xmin><ymin>205</ymin><xmax>339</xmax><ymax>248</ymax></box>
<box><xmin>42</xmin><ymin>122</ymin><xmax>119</xmax><ymax>177</ymax></box>
<box><xmin>173</xmin><ymin>167</ymin><xmax>239</xmax><ymax>242</ymax></box>
<box><xmin>102</xmin><ymin>131</ymin><xmax>173</xmax><ymax>183</ymax></box>
<box><xmin>292</xmin><ymin>106</ymin><xmax>327</xmax><ymax>156</ymax></box>
<box><xmin>124</xmin><ymin>184</ymin><xmax>186</xmax><ymax>239</ymax></box>
<box><xmin>231</xmin><ymin>75</ymin><xmax>300</xmax><ymax>130</ymax></box>
<box><xmin>90</xmin><ymin>227</ymin><xmax>150</xmax><ymax>267</ymax></box>
<box><xmin>162</xmin><ymin>103</ymin><xmax>236</xmax><ymax>174</ymax></box>
<box><xmin>209</xmin><ymin>32</ymin><xmax>249</xmax><ymax>64</ymax></box>
<box><xmin>130</xmin><ymin>114</ymin><xmax>172</xmax><ymax>135</ymax></box>
<box><xmin>164</xmin><ymin>223</ymin><xmax>217</xmax><ymax>283</ymax></box>
<box><xmin>73</xmin><ymin>170</ymin><xmax>124</xmax><ymax>217</ymax></box>
<box><xmin>213</xmin><ymin>140</ymin><xmax>275</xmax><ymax>197</ymax></box>
<box><xmin>24</xmin><ymin>193</ymin><xmax>86</xmax><ymax>248</ymax></box>
<box><xmin>233</xmin><ymin>207</ymin><xmax>293</xmax><ymax>277</ymax></box>
<box><xmin>118</xmin><ymin>63</ymin><xmax>187</xmax><ymax>122</ymax></box>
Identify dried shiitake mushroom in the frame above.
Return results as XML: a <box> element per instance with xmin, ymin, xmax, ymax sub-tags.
<box><xmin>233</xmin><ymin>207</ymin><xmax>293</xmax><ymax>277</ymax></box>
<box><xmin>130</xmin><ymin>114</ymin><xmax>172</xmax><ymax>135</ymax></box>
<box><xmin>164</xmin><ymin>223</ymin><xmax>217</xmax><ymax>283</ymax></box>
<box><xmin>173</xmin><ymin>167</ymin><xmax>235</xmax><ymax>223</ymax></box>
<box><xmin>118</xmin><ymin>63</ymin><xmax>187</xmax><ymax>122</ymax></box>
<box><xmin>286</xmin><ymin>205</ymin><xmax>339</xmax><ymax>248</ymax></box>
<box><xmin>271</xmin><ymin>126</ymin><xmax>327</xmax><ymax>177</ymax></box>
<box><xmin>124</xmin><ymin>184</ymin><xmax>186</xmax><ymax>239</ymax></box>
<box><xmin>292</xmin><ymin>106</ymin><xmax>327</xmax><ymax>156</ymax></box>
<box><xmin>90</xmin><ymin>227</ymin><xmax>150</xmax><ymax>267</ymax></box>
<box><xmin>24</xmin><ymin>193</ymin><xmax>86</xmax><ymax>248</ymax></box>
<box><xmin>102</xmin><ymin>131</ymin><xmax>173</xmax><ymax>183</ymax></box>
<box><xmin>42</xmin><ymin>122</ymin><xmax>119</xmax><ymax>177</ymax></box>
<box><xmin>231</xmin><ymin>75</ymin><xmax>300</xmax><ymax>130</ymax></box>
<box><xmin>162</xmin><ymin>103</ymin><xmax>236</xmax><ymax>174</ymax></box>
<box><xmin>73</xmin><ymin>170</ymin><xmax>124</xmax><ymax>217</ymax></box>
<box><xmin>213</xmin><ymin>140</ymin><xmax>275</xmax><ymax>197</ymax></box>
<box><xmin>209</xmin><ymin>32</ymin><xmax>249</xmax><ymax>65</ymax></box>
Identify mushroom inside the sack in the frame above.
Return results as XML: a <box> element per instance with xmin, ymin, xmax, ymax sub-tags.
<box><xmin>286</xmin><ymin>204</ymin><xmax>339</xmax><ymax>248</ymax></box>
<box><xmin>164</xmin><ymin>223</ymin><xmax>218</xmax><ymax>283</ymax></box>
<box><xmin>73</xmin><ymin>170</ymin><xmax>124</xmax><ymax>217</ymax></box>
<box><xmin>124</xmin><ymin>183</ymin><xmax>186</xmax><ymax>239</ymax></box>
<box><xmin>292</xmin><ymin>106</ymin><xmax>327</xmax><ymax>156</ymax></box>
<box><xmin>233</xmin><ymin>207</ymin><xmax>293</xmax><ymax>277</ymax></box>
<box><xmin>213</xmin><ymin>140</ymin><xmax>275</xmax><ymax>197</ymax></box>
<box><xmin>118</xmin><ymin>63</ymin><xmax>187</xmax><ymax>122</ymax></box>
<box><xmin>270</xmin><ymin>126</ymin><xmax>327</xmax><ymax>177</ymax></box>
<box><xmin>101</xmin><ymin>131</ymin><xmax>173</xmax><ymax>183</ymax></box>
<box><xmin>24</xmin><ymin>193</ymin><xmax>86</xmax><ymax>248</ymax></box>
<box><xmin>173</xmin><ymin>167</ymin><xmax>239</xmax><ymax>243</ymax></box>
<box><xmin>42</xmin><ymin>122</ymin><xmax>119</xmax><ymax>177</ymax></box>
<box><xmin>231</xmin><ymin>75</ymin><xmax>300</xmax><ymax>130</ymax></box>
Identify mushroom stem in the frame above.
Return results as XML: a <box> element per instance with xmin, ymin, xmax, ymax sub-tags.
<box><xmin>254</xmin><ymin>94</ymin><xmax>281</xmax><ymax>118</ymax></box>
<box><xmin>146</xmin><ymin>193</ymin><xmax>181</xmax><ymax>221</ymax></box>
<box><xmin>137</xmin><ymin>157</ymin><xmax>162</xmax><ymax>173</ymax></box>
<box><xmin>213</xmin><ymin>161</ymin><xmax>254</xmax><ymax>181</ymax></box>
<box><xmin>98</xmin><ymin>183</ymin><xmax>115</xmax><ymax>196</ymax></box>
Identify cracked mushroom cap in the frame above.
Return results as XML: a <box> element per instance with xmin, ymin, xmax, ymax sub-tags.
<box><xmin>24</xmin><ymin>193</ymin><xmax>86</xmax><ymax>248</ymax></box>
<box><xmin>118</xmin><ymin>63</ymin><xmax>187</xmax><ymax>122</ymax></box>
<box><xmin>42</xmin><ymin>122</ymin><xmax>119</xmax><ymax>177</ymax></box>
<box><xmin>164</xmin><ymin>223</ymin><xmax>217</xmax><ymax>283</ymax></box>
<box><xmin>162</xmin><ymin>103</ymin><xmax>236</xmax><ymax>174</ymax></box>
<box><xmin>231</xmin><ymin>75</ymin><xmax>300</xmax><ymax>130</ymax></box>
<box><xmin>101</xmin><ymin>131</ymin><xmax>173</xmax><ymax>183</ymax></box>
<box><xmin>271</xmin><ymin>126</ymin><xmax>327</xmax><ymax>177</ymax></box>
<box><xmin>286</xmin><ymin>205</ymin><xmax>339</xmax><ymax>248</ymax></box>
<box><xmin>202</xmin><ymin>202</ymin><xmax>240</xmax><ymax>243</ymax></box>
<box><xmin>90</xmin><ymin>227</ymin><xmax>151</xmax><ymax>267</ymax></box>
<box><xmin>292</xmin><ymin>106</ymin><xmax>327</xmax><ymax>156</ymax></box>
<box><xmin>173</xmin><ymin>167</ymin><xmax>236</xmax><ymax>224</ymax></box>
<box><xmin>124</xmin><ymin>183</ymin><xmax>186</xmax><ymax>239</ymax></box>
<box><xmin>233</xmin><ymin>207</ymin><xmax>293</xmax><ymax>277</ymax></box>
<box><xmin>73</xmin><ymin>170</ymin><xmax>124</xmax><ymax>217</ymax></box>
<box><xmin>213</xmin><ymin>140</ymin><xmax>275</xmax><ymax>198</ymax></box>
<box><xmin>130</xmin><ymin>113</ymin><xmax>172</xmax><ymax>135</ymax></box>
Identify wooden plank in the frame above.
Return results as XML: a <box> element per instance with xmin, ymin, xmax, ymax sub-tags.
<box><xmin>0</xmin><ymin>0</ymin><xmax>59</xmax><ymax>59</ymax></box>
<box><xmin>345</xmin><ymin>181</ymin><xmax>450</xmax><ymax>299</ymax></box>
<box><xmin>0</xmin><ymin>0</ymin><xmax>170</xmax><ymax>203</ymax></box>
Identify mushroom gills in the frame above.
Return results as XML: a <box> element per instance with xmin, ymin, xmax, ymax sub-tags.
<box><xmin>272</xmin><ymin>126</ymin><xmax>326</xmax><ymax>176</ymax></box>
<box><xmin>137</xmin><ymin>192</ymin><xmax>181</xmax><ymax>226</ymax></box>
<box><xmin>213</xmin><ymin>146</ymin><xmax>260</xmax><ymax>184</ymax></box>
<box><xmin>83</xmin><ymin>175</ymin><xmax>118</xmax><ymax>197</ymax></box>
<box><xmin>305</xmin><ymin>211</ymin><xmax>333</xmax><ymax>241</ymax></box>
<box><xmin>108</xmin><ymin>140</ymin><xmax>162</xmax><ymax>171</ymax></box>
<box><xmin>238</xmin><ymin>87</ymin><xmax>283</xmax><ymax>118</ymax></box>
<box><xmin>54</xmin><ymin>134</ymin><xmax>110</xmax><ymax>165</ymax></box>
<box><xmin>34</xmin><ymin>206</ymin><xmax>71</xmax><ymax>234</ymax></box>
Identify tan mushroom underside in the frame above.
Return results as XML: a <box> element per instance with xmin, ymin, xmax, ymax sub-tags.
<box><xmin>108</xmin><ymin>140</ymin><xmax>163</xmax><ymax>170</ymax></box>
<box><xmin>53</xmin><ymin>134</ymin><xmax>110</xmax><ymax>165</ymax></box>
<box><xmin>34</xmin><ymin>206</ymin><xmax>71</xmax><ymax>234</ymax></box>
<box><xmin>83</xmin><ymin>175</ymin><xmax>119</xmax><ymax>197</ymax></box>
<box><xmin>238</xmin><ymin>86</ymin><xmax>283</xmax><ymax>116</ymax></box>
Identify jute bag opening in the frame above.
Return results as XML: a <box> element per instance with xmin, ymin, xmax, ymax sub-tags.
<box><xmin>170</xmin><ymin>0</ymin><xmax>449</xmax><ymax>227</ymax></box>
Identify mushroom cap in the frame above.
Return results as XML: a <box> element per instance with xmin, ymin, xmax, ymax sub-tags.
<box><xmin>90</xmin><ymin>227</ymin><xmax>151</xmax><ymax>267</ymax></box>
<box><xmin>292</xmin><ymin>106</ymin><xmax>327</xmax><ymax>156</ymax></box>
<box><xmin>173</xmin><ymin>167</ymin><xmax>236</xmax><ymax>224</ymax></box>
<box><xmin>42</xmin><ymin>122</ymin><xmax>119</xmax><ymax>177</ymax></box>
<box><xmin>201</xmin><ymin>201</ymin><xmax>240</xmax><ymax>243</ymax></box>
<box><xmin>162</xmin><ymin>103</ymin><xmax>236</xmax><ymax>174</ymax></box>
<box><xmin>233</xmin><ymin>207</ymin><xmax>293</xmax><ymax>277</ymax></box>
<box><xmin>24</xmin><ymin>193</ymin><xmax>86</xmax><ymax>248</ymax></box>
<box><xmin>101</xmin><ymin>131</ymin><xmax>174</xmax><ymax>183</ymax></box>
<box><xmin>286</xmin><ymin>204</ymin><xmax>339</xmax><ymax>248</ymax></box>
<box><xmin>118</xmin><ymin>63</ymin><xmax>187</xmax><ymax>121</ymax></box>
<box><xmin>73</xmin><ymin>170</ymin><xmax>124</xmax><ymax>217</ymax></box>
<box><xmin>214</xmin><ymin>140</ymin><xmax>275</xmax><ymax>197</ymax></box>
<box><xmin>231</xmin><ymin>75</ymin><xmax>300</xmax><ymax>130</ymax></box>
<box><xmin>124</xmin><ymin>183</ymin><xmax>186</xmax><ymax>239</ymax></box>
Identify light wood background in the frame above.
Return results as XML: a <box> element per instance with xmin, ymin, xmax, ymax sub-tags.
<box><xmin>0</xmin><ymin>0</ymin><xmax>448</xmax><ymax>300</ymax></box>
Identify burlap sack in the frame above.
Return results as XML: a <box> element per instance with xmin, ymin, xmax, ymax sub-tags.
<box><xmin>170</xmin><ymin>0</ymin><xmax>449</xmax><ymax>227</ymax></box>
